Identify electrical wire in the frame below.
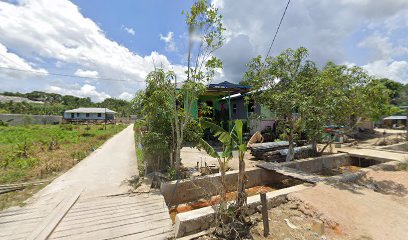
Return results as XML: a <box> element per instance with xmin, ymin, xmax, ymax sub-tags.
<box><xmin>0</xmin><ymin>65</ymin><xmax>140</xmax><ymax>82</ymax></box>
<box><xmin>265</xmin><ymin>0</ymin><xmax>291</xmax><ymax>59</ymax></box>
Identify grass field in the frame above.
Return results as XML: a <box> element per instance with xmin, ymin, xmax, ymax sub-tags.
<box><xmin>0</xmin><ymin>124</ymin><xmax>126</xmax><ymax>183</ymax></box>
<box><xmin>0</xmin><ymin>124</ymin><xmax>126</xmax><ymax>210</ymax></box>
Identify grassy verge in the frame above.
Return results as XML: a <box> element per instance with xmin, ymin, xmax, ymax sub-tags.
<box><xmin>0</xmin><ymin>124</ymin><xmax>126</xmax><ymax>210</ymax></box>
<box><xmin>134</xmin><ymin>128</ymin><xmax>145</xmax><ymax>177</ymax></box>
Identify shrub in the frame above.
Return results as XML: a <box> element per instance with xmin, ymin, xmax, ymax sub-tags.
<box><xmin>141</xmin><ymin>131</ymin><xmax>170</xmax><ymax>172</ymax></box>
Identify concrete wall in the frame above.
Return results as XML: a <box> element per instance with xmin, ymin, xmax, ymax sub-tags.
<box><xmin>160</xmin><ymin>167</ymin><xmax>288</xmax><ymax>206</ymax></box>
<box><xmin>280</xmin><ymin>153</ymin><xmax>351</xmax><ymax>173</ymax></box>
<box><xmin>0</xmin><ymin>113</ymin><xmax>62</xmax><ymax>126</ymax></box>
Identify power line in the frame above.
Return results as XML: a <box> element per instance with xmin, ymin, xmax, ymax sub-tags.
<box><xmin>265</xmin><ymin>0</ymin><xmax>291</xmax><ymax>59</ymax></box>
<box><xmin>0</xmin><ymin>65</ymin><xmax>143</xmax><ymax>82</ymax></box>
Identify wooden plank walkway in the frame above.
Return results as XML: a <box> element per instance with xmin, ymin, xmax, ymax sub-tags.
<box><xmin>0</xmin><ymin>191</ymin><xmax>173</xmax><ymax>240</ymax></box>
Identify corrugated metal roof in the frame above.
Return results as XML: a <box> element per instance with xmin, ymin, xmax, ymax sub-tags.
<box><xmin>65</xmin><ymin>108</ymin><xmax>116</xmax><ymax>114</ymax></box>
<box><xmin>383</xmin><ymin>116</ymin><xmax>407</xmax><ymax>120</ymax></box>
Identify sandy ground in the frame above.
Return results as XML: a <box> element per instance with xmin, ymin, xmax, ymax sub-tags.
<box><xmin>180</xmin><ymin>147</ymin><xmax>260</xmax><ymax>171</ymax></box>
<box><xmin>252</xmin><ymin>170</ymin><xmax>408</xmax><ymax>240</ymax></box>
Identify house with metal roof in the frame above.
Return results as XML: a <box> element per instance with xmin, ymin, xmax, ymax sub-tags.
<box><xmin>63</xmin><ymin>108</ymin><xmax>116</xmax><ymax>122</ymax></box>
<box><xmin>382</xmin><ymin>115</ymin><xmax>407</xmax><ymax>129</ymax></box>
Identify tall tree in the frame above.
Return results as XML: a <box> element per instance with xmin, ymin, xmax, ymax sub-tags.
<box><xmin>171</xmin><ymin>0</ymin><xmax>224</xmax><ymax>171</ymax></box>
<box><xmin>244</xmin><ymin>47</ymin><xmax>317</xmax><ymax>161</ymax></box>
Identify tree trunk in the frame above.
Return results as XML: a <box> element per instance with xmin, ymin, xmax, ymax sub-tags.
<box><xmin>236</xmin><ymin>152</ymin><xmax>246</xmax><ymax>211</ymax></box>
<box><xmin>220</xmin><ymin>164</ymin><xmax>227</xmax><ymax>202</ymax></box>
<box><xmin>286</xmin><ymin>120</ymin><xmax>295</xmax><ymax>162</ymax></box>
<box><xmin>311</xmin><ymin>140</ymin><xmax>318</xmax><ymax>154</ymax></box>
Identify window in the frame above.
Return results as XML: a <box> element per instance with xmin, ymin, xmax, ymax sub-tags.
<box><xmin>71</xmin><ymin>113</ymin><xmax>74</xmax><ymax>118</ymax></box>
<box><xmin>233</xmin><ymin>104</ymin><xmax>237</xmax><ymax>114</ymax></box>
<box><xmin>76</xmin><ymin>113</ymin><xmax>80</xmax><ymax>117</ymax></box>
<box><xmin>86</xmin><ymin>113</ymin><xmax>90</xmax><ymax>118</ymax></box>
<box><xmin>98</xmin><ymin>113</ymin><xmax>102</xmax><ymax>117</ymax></box>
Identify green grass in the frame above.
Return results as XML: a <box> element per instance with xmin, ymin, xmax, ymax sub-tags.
<box><xmin>134</xmin><ymin>125</ymin><xmax>145</xmax><ymax>177</ymax></box>
<box><xmin>0</xmin><ymin>124</ymin><xmax>126</xmax><ymax>184</ymax></box>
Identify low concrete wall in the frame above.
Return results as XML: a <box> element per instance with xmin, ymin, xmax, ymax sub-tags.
<box><xmin>161</xmin><ymin>167</ymin><xmax>288</xmax><ymax>206</ymax></box>
<box><xmin>0</xmin><ymin>114</ymin><xmax>62</xmax><ymax>126</ymax></box>
<box><xmin>379</xmin><ymin>142</ymin><xmax>408</xmax><ymax>152</ymax></box>
<box><xmin>279</xmin><ymin>153</ymin><xmax>350</xmax><ymax>173</ymax></box>
<box><xmin>174</xmin><ymin>184</ymin><xmax>310</xmax><ymax>238</ymax></box>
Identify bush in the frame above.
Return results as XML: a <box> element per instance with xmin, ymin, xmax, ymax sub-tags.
<box><xmin>141</xmin><ymin>131</ymin><xmax>170</xmax><ymax>172</ymax></box>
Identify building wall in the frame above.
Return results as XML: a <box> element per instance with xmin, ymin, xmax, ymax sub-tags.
<box><xmin>63</xmin><ymin>112</ymin><xmax>114</xmax><ymax>120</ymax></box>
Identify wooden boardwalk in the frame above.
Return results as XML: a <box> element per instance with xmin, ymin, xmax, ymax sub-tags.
<box><xmin>0</xmin><ymin>191</ymin><xmax>172</xmax><ymax>240</ymax></box>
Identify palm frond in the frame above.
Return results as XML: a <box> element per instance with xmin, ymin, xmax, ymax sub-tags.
<box><xmin>198</xmin><ymin>138</ymin><xmax>220</xmax><ymax>159</ymax></box>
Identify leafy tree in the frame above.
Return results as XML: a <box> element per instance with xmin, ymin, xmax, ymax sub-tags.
<box><xmin>245</xmin><ymin>49</ymin><xmax>394</xmax><ymax>158</ymax></box>
<box><xmin>169</xmin><ymin>0</ymin><xmax>224</xmax><ymax>172</ymax></box>
<box><xmin>374</xmin><ymin>78</ymin><xmax>404</xmax><ymax>105</ymax></box>
<box><xmin>244</xmin><ymin>47</ymin><xmax>318</xmax><ymax>161</ymax></box>
<box><xmin>301</xmin><ymin>62</ymin><xmax>393</xmax><ymax>152</ymax></box>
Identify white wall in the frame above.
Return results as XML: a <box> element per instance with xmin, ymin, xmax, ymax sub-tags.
<box><xmin>64</xmin><ymin>112</ymin><xmax>106</xmax><ymax>120</ymax></box>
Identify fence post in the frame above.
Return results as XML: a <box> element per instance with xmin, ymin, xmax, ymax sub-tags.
<box><xmin>260</xmin><ymin>192</ymin><xmax>269</xmax><ymax>237</ymax></box>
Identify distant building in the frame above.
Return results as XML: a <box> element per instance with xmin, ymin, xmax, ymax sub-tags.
<box><xmin>382</xmin><ymin>115</ymin><xmax>407</xmax><ymax>128</ymax></box>
<box><xmin>63</xmin><ymin>108</ymin><xmax>116</xmax><ymax>123</ymax></box>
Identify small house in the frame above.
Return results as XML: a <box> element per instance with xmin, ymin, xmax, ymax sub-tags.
<box><xmin>382</xmin><ymin>115</ymin><xmax>407</xmax><ymax>129</ymax></box>
<box><xmin>63</xmin><ymin>108</ymin><xmax>116</xmax><ymax>123</ymax></box>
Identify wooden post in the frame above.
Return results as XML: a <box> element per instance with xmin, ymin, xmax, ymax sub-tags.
<box><xmin>406</xmin><ymin>108</ymin><xmax>408</xmax><ymax>141</ymax></box>
<box><xmin>104</xmin><ymin>107</ymin><xmax>107</xmax><ymax>130</ymax></box>
<box><xmin>260</xmin><ymin>192</ymin><xmax>269</xmax><ymax>237</ymax></box>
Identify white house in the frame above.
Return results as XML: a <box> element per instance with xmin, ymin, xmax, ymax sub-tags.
<box><xmin>63</xmin><ymin>108</ymin><xmax>116</xmax><ymax>122</ymax></box>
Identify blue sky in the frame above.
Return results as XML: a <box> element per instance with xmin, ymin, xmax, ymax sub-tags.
<box><xmin>71</xmin><ymin>0</ymin><xmax>191</xmax><ymax>62</ymax></box>
<box><xmin>0</xmin><ymin>0</ymin><xmax>407</xmax><ymax>102</ymax></box>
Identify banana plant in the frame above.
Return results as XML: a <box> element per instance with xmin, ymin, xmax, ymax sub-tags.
<box><xmin>199</xmin><ymin>119</ymin><xmax>247</xmax><ymax>215</ymax></box>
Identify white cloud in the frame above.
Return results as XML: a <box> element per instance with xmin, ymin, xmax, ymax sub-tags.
<box><xmin>0</xmin><ymin>0</ymin><xmax>186</xmax><ymax>97</ymax></box>
<box><xmin>212</xmin><ymin>0</ymin><xmax>408</xmax><ymax>83</ymax></box>
<box><xmin>160</xmin><ymin>32</ymin><xmax>177</xmax><ymax>52</ymax></box>
<box><xmin>358</xmin><ymin>33</ymin><xmax>408</xmax><ymax>60</ymax></box>
<box><xmin>47</xmin><ymin>84</ymin><xmax>111</xmax><ymax>102</ymax></box>
<box><xmin>74</xmin><ymin>68</ymin><xmax>99</xmax><ymax>78</ymax></box>
<box><xmin>0</xmin><ymin>42</ymin><xmax>47</xmax><ymax>80</ymax></box>
<box><xmin>122</xmin><ymin>25</ymin><xmax>135</xmax><ymax>36</ymax></box>
<box><xmin>118</xmin><ymin>92</ymin><xmax>133</xmax><ymax>101</ymax></box>
<box><xmin>363</xmin><ymin>60</ymin><xmax>408</xmax><ymax>83</ymax></box>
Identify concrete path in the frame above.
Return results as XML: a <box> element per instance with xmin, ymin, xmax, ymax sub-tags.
<box><xmin>0</xmin><ymin>124</ymin><xmax>173</xmax><ymax>240</ymax></box>
<box><xmin>338</xmin><ymin>147</ymin><xmax>407</xmax><ymax>163</ymax></box>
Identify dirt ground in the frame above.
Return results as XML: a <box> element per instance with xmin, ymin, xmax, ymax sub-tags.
<box><xmin>250</xmin><ymin>170</ymin><xmax>408</xmax><ymax>240</ymax></box>
<box><xmin>180</xmin><ymin>147</ymin><xmax>260</xmax><ymax>171</ymax></box>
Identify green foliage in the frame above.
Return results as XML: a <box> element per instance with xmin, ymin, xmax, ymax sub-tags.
<box><xmin>141</xmin><ymin>131</ymin><xmax>171</xmax><ymax>172</ymax></box>
<box><xmin>245</xmin><ymin>47</ymin><xmax>393</xmax><ymax>157</ymax></box>
<box><xmin>184</xmin><ymin>119</ymin><xmax>204</xmax><ymax>145</ymax></box>
<box><xmin>0</xmin><ymin>124</ymin><xmax>126</xmax><ymax>183</ymax></box>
